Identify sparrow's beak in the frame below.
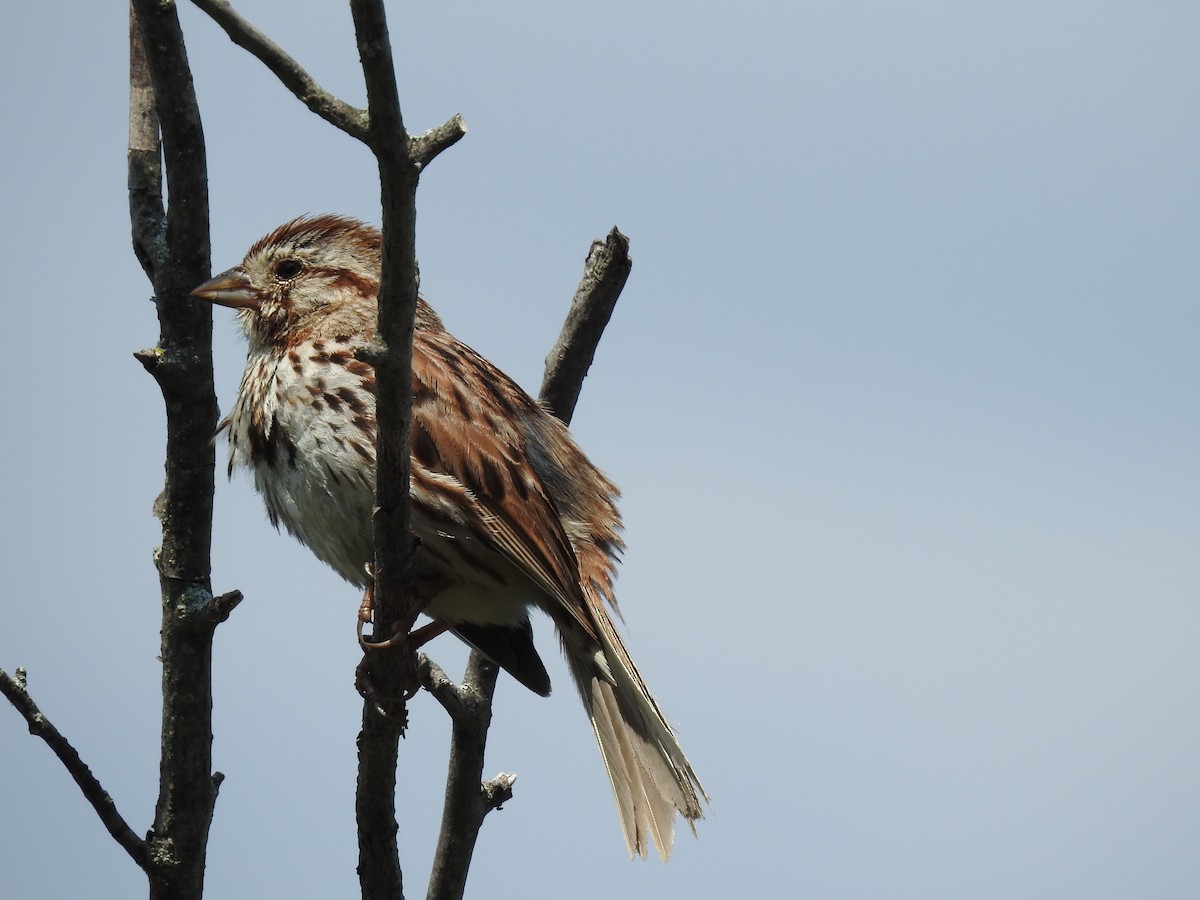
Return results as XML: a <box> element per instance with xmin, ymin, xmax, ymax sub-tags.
<box><xmin>190</xmin><ymin>267</ymin><xmax>257</xmax><ymax>309</ymax></box>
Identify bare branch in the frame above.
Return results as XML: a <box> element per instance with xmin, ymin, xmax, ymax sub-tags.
<box><xmin>189</xmin><ymin>0</ymin><xmax>369</xmax><ymax>141</ymax></box>
<box><xmin>0</xmin><ymin>668</ymin><xmax>149</xmax><ymax>870</ymax></box>
<box><xmin>424</xmin><ymin>651</ymin><xmax>501</xmax><ymax>900</ymax></box>
<box><xmin>411</xmin><ymin>115</ymin><xmax>468</xmax><ymax>170</ymax></box>
<box><xmin>541</xmin><ymin>228</ymin><xmax>632</xmax><ymax>421</ymax></box>
<box><xmin>350</xmin><ymin>0</ymin><xmax>407</xmax><ymax>155</ymax></box>
<box><xmin>424</xmin><ymin>231</ymin><xmax>633</xmax><ymax>900</ymax></box>
<box><xmin>346</xmin><ymin>3</ymin><xmax>421</xmax><ymax>895</ymax></box>
<box><xmin>129</xmin><ymin>3</ymin><xmax>228</xmax><ymax>897</ymax></box>
<box><xmin>355</xmin><ymin>709</ymin><xmax>406</xmax><ymax>900</ymax></box>
<box><xmin>348</xmin><ymin>5</ymin><xmax>419</xmax><ymax>657</ymax></box>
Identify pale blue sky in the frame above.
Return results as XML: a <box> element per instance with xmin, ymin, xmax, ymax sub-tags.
<box><xmin>2</xmin><ymin>2</ymin><xmax>1197</xmax><ymax>898</ymax></box>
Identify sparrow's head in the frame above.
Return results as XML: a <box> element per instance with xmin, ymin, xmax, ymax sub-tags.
<box><xmin>191</xmin><ymin>214</ymin><xmax>381</xmax><ymax>348</ymax></box>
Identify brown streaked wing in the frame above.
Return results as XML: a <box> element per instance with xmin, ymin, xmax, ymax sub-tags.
<box><xmin>411</xmin><ymin>332</ymin><xmax>600</xmax><ymax>641</ymax></box>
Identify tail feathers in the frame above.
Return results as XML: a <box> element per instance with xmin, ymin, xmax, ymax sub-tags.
<box><xmin>564</xmin><ymin>613</ymin><xmax>707</xmax><ymax>860</ymax></box>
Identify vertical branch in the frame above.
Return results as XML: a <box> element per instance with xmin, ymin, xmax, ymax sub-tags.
<box><xmin>351</xmin><ymin>0</ymin><xmax>419</xmax><ymax>665</ymax></box>
<box><xmin>349</xmin><ymin>3</ymin><xmax>418</xmax><ymax>897</ymax></box>
<box><xmin>129</xmin><ymin>2</ymin><xmax>235</xmax><ymax>898</ymax></box>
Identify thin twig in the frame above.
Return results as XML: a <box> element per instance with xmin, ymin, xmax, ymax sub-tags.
<box><xmin>189</xmin><ymin>0</ymin><xmax>467</xmax><ymax>159</ymax></box>
<box><xmin>189</xmin><ymin>0</ymin><xmax>369</xmax><ymax>140</ymax></box>
<box><xmin>0</xmin><ymin>668</ymin><xmax>150</xmax><ymax>869</ymax></box>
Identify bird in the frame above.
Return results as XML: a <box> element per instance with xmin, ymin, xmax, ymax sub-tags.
<box><xmin>190</xmin><ymin>214</ymin><xmax>705</xmax><ymax>859</ymax></box>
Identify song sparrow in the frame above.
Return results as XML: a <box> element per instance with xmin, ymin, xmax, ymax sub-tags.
<box><xmin>191</xmin><ymin>215</ymin><xmax>705</xmax><ymax>859</ymax></box>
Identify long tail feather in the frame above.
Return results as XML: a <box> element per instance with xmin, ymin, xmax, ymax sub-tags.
<box><xmin>563</xmin><ymin>609</ymin><xmax>707</xmax><ymax>859</ymax></box>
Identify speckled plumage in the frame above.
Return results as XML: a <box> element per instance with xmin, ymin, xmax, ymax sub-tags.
<box><xmin>192</xmin><ymin>215</ymin><xmax>705</xmax><ymax>859</ymax></box>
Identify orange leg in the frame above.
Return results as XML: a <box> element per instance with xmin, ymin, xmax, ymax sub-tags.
<box><xmin>357</xmin><ymin>566</ymin><xmax>455</xmax><ymax>650</ymax></box>
<box><xmin>354</xmin><ymin>566</ymin><xmax>455</xmax><ymax>716</ymax></box>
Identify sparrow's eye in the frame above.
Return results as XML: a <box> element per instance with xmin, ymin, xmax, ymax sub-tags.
<box><xmin>274</xmin><ymin>258</ymin><xmax>303</xmax><ymax>281</ymax></box>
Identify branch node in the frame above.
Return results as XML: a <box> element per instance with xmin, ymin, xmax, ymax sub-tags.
<box><xmin>411</xmin><ymin>113</ymin><xmax>468</xmax><ymax>169</ymax></box>
<box><xmin>212</xmin><ymin>590</ymin><xmax>244</xmax><ymax>623</ymax></box>
<box><xmin>481</xmin><ymin>772</ymin><xmax>517</xmax><ymax>813</ymax></box>
<box><xmin>133</xmin><ymin>346</ymin><xmax>165</xmax><ymax>374</ymax></box>
<box><xmin>355</xmin><ymin>338</ymin><xmax>387</xmax><ymax>368</ymax></box>
<box><xmin>418</xmin><ymin>653</ymin><xmax>469</xmax><ymax>719</ymax></box>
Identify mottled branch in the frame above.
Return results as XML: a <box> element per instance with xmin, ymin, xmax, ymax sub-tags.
<box><xmin>480</xmin><ymin>773</ymin><xmax>517</xmax><ymax>813</ymax></box>
<box><xmin>540</xmin><ymin>228</ymin><xmax>632</xmax><ymax>422</ymax></box>
<box><xmin>0</xmin><ymin>668</ymin><xmax>150</xmax><ymax>870</ymax></box>
<box><xmin>129</xmin><ymin>3</ymin><xmax>226</xmax><ymax>898</ymax></box>
<box><xmin>128</xmin><ymin>10</ymin><xmax>164</xmax><ymax>281</ymax></box>
<box><xmin>189</xmin><ymin>0</ymin><xmax>369</xmax><ymax>141</ymax></box>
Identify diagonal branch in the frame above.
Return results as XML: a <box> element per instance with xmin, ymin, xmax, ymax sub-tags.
<box><xmin>422</xmin><ymin>231</ymin><xmax>633</xmax><ymax>900</ymax></box>
<box><xmin>0</xmin><ymin>668</ymin><xmax>149</xmax><ymax>869</ymax></box>
<box><xmin>540</xmin><ymin>229</ymin><xmax>632</xmax><ymax>421</ymax></box>
<box><xmin>188</xmin><ymin>0</ymin><xmax>466</xmax><ymax>160</ymax></box>
<box><xmin>421</xmin><ymin>652</ymin><xmax>509</xmax><ymax>900</ymax></box>
<box><xmin>1</xmin><ymin>672</ymin><xmax>150</xmax><ymax>868</ymax></box>
<box><xmin>189</xmin><ymin>0</ymin><xmax>369</xmax><ymax>140</ymax></box>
